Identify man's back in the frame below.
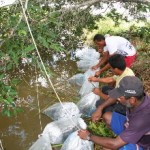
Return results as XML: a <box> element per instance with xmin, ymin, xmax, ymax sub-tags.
<box><xmin>105</xmin><ymin>36</ymin><xmax>136</xmax><ymax>56</ymax></box>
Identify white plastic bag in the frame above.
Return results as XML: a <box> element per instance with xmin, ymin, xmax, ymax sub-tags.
<box><xmin>77</xmin><ymin>92</ymin><xmax>100</xmax><ymax>117</ymax></box>
<box><xmin>75</xmin><ymin>47</ymin><xmax>100</xmax><ymax>72</ymax></box>
<box><xmin>61</xmin><ymin>131</ymin><xmax>94</xmax><ymax>150</ymax></box>
<box><xmin>75</xmin><ymin>47</ymin><xmax>100</xmax><ymax>60</ymax></box>
<box><xmin>79</xmin><ymin>69</ymin><xmax>99</xmax><ymax>97</ymax></box>
<box><xmin>77</xmin><ymin>59</ymin><xmax>99</xmax><ymax>72</ymax></box>
<box><xmin>43</xmin><ymin>102</ymin><xmax>80</xmax><ymax>120</ymax></box>
<box><xmin>41</xmin><ymin>116</ymin><xmax>82</xmax><ymax>144</ymax></box>
<box><xmin>68</xmin><ymin>73</ymin><xmax>84</xmax><ymax>86</ymax></box>
<box><xmin>29</xmin><ymin>134</ymin><xmax>52</xmax><ymax>150</ymax></box>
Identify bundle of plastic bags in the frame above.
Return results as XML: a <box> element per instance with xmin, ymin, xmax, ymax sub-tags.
<box><xmin>29</xmin><ymin>116</ymin><xmax>83</xmax><ymax>150</ymax></box>
<box><xmin>43</xmin><ymin>102</ymin><xmax>80</xmax><ymax>120</ymax></box>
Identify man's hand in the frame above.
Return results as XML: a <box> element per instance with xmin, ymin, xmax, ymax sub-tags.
<box><xmin>98</xmin><ymin>48</ymin><xmax>103</xmax><ymax>53</ymax></box>
<box><xmin>95</xmin><ymin>70</ymin><xmax>102</xmax><ymax>77</ymax></box>
<box><xmin>88</xmin><ymin>76</ymin><xmax>99</xmax><ymax>82</ymax></box>
<box><xmin>92</xmin><ymin>109</ymin><xmax>102</xmax><ymax>122</ymax></box>
<box><xmin>78</xmin><ymin>130</ymin><xmax>90</xmax><ymax>140</ymax></box>
<box><xmin>92</xmin><ymin>88</ymin><xmax>101</xmax><ymax>95</ymax></box>
<box><xmin>91</xmin><ymin>65</ymin><xmax>99</xmax><ymax>70</ymax></box>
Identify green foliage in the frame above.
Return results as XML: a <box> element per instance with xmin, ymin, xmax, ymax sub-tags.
<box><xmin>0</xmin><ymin>75</ymin><xmax>23</xmax><ymax>117</ymax></box>
<box><xmin>106</xmin><ymin>9</ymin><xmax>125</xmax><ymax>26</ymax></box>
<box><xmin>87</xmin><ymin>121</ymin><xmax>115</xmax><ymax>138</ymax></box>
<box><xmin>129</xmin><ymin>25</ymin><xmax>150</xmax><ymax>43</ymax></box>
<box><xmin>84</xmin><ymin>17</ymin><xmax>150</xmax><ymax>46</ymax></box>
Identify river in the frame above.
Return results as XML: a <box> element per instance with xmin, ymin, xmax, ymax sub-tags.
<box><xmin>0</xmin><ymin>51</ymin><xmax>80</xmax><ymax>150</ymax></box>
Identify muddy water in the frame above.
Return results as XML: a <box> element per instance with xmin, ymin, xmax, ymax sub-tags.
<box><xmin>0</xmin><ymin>53</ymin><xmax>80</xmax><ymax>150</ymax></box>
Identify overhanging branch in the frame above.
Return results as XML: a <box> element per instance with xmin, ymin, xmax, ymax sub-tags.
<box><xmin>54</xmin><ymin>0</ymin><xmax>150</xmax><ymax>13</ymax></box>
<box><xmin>69</xmin><ymin>0</ymin><xmax>150</xmax><ymax>10</ymax></box>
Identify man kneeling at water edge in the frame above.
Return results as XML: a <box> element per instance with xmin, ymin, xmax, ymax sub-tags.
<box><xmin>78</xmin><ymin>76</ymin><xmax>150</xmax><ymax>150</ymax></box>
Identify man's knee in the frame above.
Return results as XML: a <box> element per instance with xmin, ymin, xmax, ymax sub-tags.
<box><xmin>102</xmin><ymin>111</ymin><xmax>112</xmax><ymax>126</ymax></box>
<box><xmin>102</xmin><ymin>86</ymin><xmax>113</xmax><ymax>95</ymax></box>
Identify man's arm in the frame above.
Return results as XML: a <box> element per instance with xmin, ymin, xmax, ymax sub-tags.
<box><xmin>92</xmin><ymin>88</ymin><xmax>109</xmax><ymax>100</ymax></box>
<box><xmin>92</xmin><ymin>51</ymin><xmax>109</xmax><ymax>70</ymax></box>
<box><xmin>88</xmin><ymin>76</ymin><xmax>115</xmax><ymax>84</ymax></box>
<box><xmin>78</xmin><ymin>130</ymin><xmax>126</xmax><ymax>149</ymax></box>
<box><xmin>91</xmin><ymin>135</ymin><xmax>126</xmax><ymax>149</ymax></box>
<box><xmin>92</xmin><ymin>97</ymin><xmax>117</xmax><ymax>122</ymax></box>
<box><xmin>95</xmin><ymin>63</ymin><xmax>111</xmax><ymax>77</ymax></box>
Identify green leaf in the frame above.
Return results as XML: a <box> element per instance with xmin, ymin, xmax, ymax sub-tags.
<box><xmin>24</xmin><ymin>45</ymin><xmax>35</xmax><ymax>53</ymax></box>
<box><xmin>6</xmin><ymin>63</ymin><xmax>13</xmax><ymax>70</ymax></box>
<box><xmin>18</xmin><ymin>30</ymin><xmax>27</xmax><ymax>36</ymax></box>
<box><xmin>0</xmin><ymin>74</ymin><xmax>5</xmax><ymax>80</ymax></box>
<box><xmin>10</xmin><ymin>78</ymin><xmax>20</xmax><ymax>86</ymax></box>
<box><xmin>38</xmin><ymin>36</ymin><xmax>49</xmax><ymax>48</ymax></box>
<box><xmin>8</xmin><ymin>91</ymin><xmax>17</xmax><ymax>96</ymax></box>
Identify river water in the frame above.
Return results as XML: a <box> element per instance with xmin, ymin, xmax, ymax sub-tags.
<box><xmin>0</xmin><ymin>52</ymin><xmax>80</xmax><ymax>150</ymax></box>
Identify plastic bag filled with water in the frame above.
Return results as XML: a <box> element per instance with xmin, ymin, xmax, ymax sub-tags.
<box><xmin>77</xmin><ymin>92</ymin><xmax>100</xmax><ymax>117</ymax></box>
<box><xmin>75</xmin><ymin>47</ymin><xmax>100</xmax><ymax>60</ymax></box>
<box><xmin>29</xmin><ymin>134</ymin><xmax>52</xmax><ymax>150</ymax></box>
<box><xmin>77</xmin><ymin>59</ymin><xmax>99</xmax><ymax>72</ymax></box>
<box><xmin>68</xmin><ymin>73</ymin><xmax>84</xmax><ymax>86</ymax></box>
<box><xmin>43</xmin><ymin>102</ymin><xmax>80</xmax><ymax>120</ymax></box>
<box><xmin>35</xmin><ymin>116</ymin><xmax>82</xmax><ymax>145</ymax></box>
<box><xmin>79</xmin><ymin>69</ymin><xmax>99</xmax><ymax>97</ymax></box>
<box><xmin>61</xmin><ymin>131</ymin><xmax>94</xmax><ymax>150</ymax></box>
<box><xmin>75</xmin><ymin>47</ymin><xmax>100</xmax><ymax>72</ymax></box>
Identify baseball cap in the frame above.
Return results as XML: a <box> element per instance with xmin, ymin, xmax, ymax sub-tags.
<box><xmin>108</xmin><ymin>76</ymin><xmax>144</xmax><ymax>99</ymax></box>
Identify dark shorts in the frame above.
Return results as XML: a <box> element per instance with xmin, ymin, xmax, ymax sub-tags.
<box><xmin>96</xmin><ymin>86</ymin><xmax>126</xmax><ymax>115</ymax></box>
<box><xmin>111</xmin><ymin>112</ymin><xmax>143</xmax><ymax>150</ymax></box>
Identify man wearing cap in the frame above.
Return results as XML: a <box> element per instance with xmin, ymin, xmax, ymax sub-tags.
<box><xmin>78</xmin><ymin>76</ymin><xmax>150</xmax><ymax>150</ymax></box>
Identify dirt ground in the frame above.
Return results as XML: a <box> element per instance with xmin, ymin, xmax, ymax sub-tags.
<box><xmin>132</xmin><ymin>52</ymin><xmax>150</xmax><ymax>95</ymax></box>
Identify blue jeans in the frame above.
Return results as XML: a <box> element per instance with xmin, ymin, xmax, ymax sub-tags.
<box><xmin>111</xmin><ymin>112</ymin><xmax>143</xmax><ymax>150</ymax></box>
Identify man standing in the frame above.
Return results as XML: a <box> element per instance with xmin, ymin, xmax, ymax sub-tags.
<box><xmin>78</xmin><ymin>76</ymin><xmax>150</xmax><ymax>150</ymax></box>
<box><xmin>92</xmin><ymin>34</ymin><xmax>136</xmax><ymax>76</ymax></box>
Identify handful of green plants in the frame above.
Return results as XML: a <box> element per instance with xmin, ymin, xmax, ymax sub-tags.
<box><xmin>87</xmin><ymin>121</ymin><xmax>115</xmax><ymax>138</ymax></box>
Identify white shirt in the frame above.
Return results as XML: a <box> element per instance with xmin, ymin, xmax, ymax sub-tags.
<box><xmin>104</xmin><ymin>36</ymin><xmax>136</xmax><ymax>56</ymax></box>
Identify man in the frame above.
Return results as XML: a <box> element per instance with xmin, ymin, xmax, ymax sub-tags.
<box><xmin>92</xmin><ymin>34</ymin><xmax>136</xmax><ymax>77</ymax></box>
<box><xmin>78</xmin><ymin>76</ymin><xmax>150</xmax><ymax>150</ymax></box>
<box><xmin>89</xmin><ymin>54</ymin><xmax>134</xmax><ymax>115</ymax></box>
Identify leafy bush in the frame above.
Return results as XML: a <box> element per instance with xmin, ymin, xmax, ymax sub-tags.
<box><xmin>87</xmin><ymin>121</ymin><xmax>115</xmax><ymax>138</ymax></box>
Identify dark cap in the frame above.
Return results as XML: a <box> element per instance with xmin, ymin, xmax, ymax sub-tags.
<box><xmin>108</xmin><ymin>76</ymin><xmax>144</xmax><ymax>99</ymax></box>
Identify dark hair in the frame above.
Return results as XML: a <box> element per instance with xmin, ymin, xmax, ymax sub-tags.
<box><xmin>93</xmin><ymin>34</ymin><xmax>105</xmax><ymax>42</ymax></box>
<box><xmin>108</xmin><ymin>54</ymin><xmax>126</xmax><ymax>71</ymax></box>
<box><xmin>125</xmin><ymin>93</ymin><xmax>145</xmax><ymax>101</ymax></box>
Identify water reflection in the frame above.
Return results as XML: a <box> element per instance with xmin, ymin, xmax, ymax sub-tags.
<box><xmin>0</xmin><ymin>51</ymin><xmax>79</xmax><ymax>150</ymax></box>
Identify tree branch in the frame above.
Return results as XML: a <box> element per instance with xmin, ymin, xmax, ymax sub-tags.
<box><xmin>50</xmin><ymin>0</ymin><xmax>149</xmax><ymax>14</ymax></box>
<box><xmin>67</xmin><ymin>0</ymin><xmax>150</xmax><ymax>10</ymax></box>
